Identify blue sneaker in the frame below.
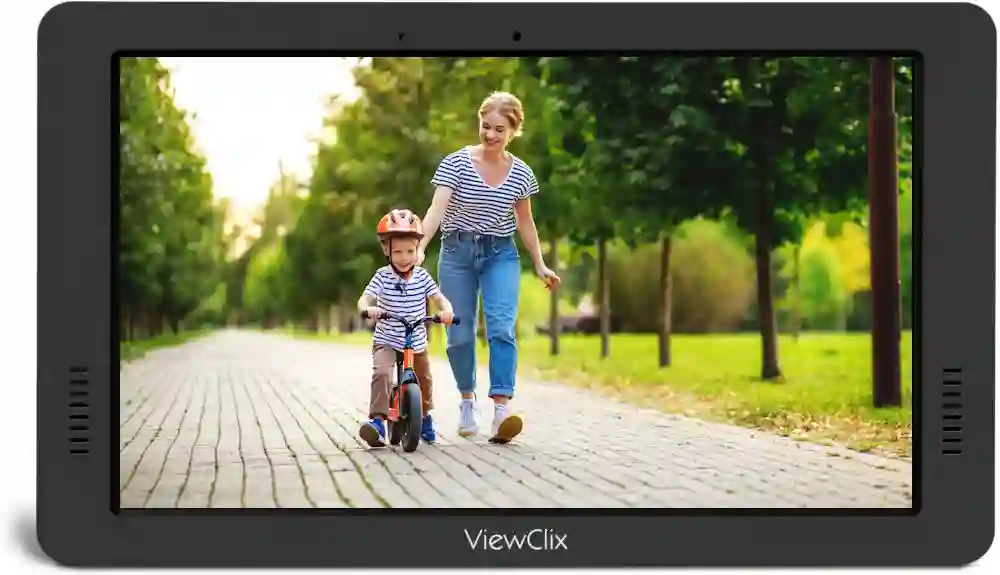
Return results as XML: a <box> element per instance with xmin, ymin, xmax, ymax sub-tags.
<box><xmin>359</xmin><ymin>418</ymin><xmax>387</xmax><ymax>448</ymax></box>
<box><xmin>420</xmin><ymin>414</ymin><xmax>437</xmax><ymax>443</ymax></box>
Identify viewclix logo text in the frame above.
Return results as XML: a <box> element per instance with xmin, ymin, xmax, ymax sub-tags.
<box><xmin>464</xmin><ymin>528</ymin><xmax>569</xmax><ymax>552</ymax></box>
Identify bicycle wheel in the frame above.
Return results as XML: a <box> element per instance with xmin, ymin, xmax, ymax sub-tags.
<box><xmin>388</xmin><ymin>388</ymin><xmax>403</xmax><ymax>445</ymax></box>
<box><xmin>401</xmin><ymin>384</ymin><xmax>422</xmax><ymax>453</ymax></box>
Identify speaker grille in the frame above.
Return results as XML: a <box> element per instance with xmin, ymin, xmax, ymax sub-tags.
<box><xmin>69</xmin><ymin>366</ymin><xmax>90</xmax><ymax>454</ymax></box>
<box><xmin>941</xmin><ymin>368</ymin><xmax>963</xmax><ymax>455</ymax></box>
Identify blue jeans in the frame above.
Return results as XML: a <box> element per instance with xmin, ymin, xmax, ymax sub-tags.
<box><xmin>437</xmin><ymin>231</ymin><xmax>520</xmax><ymax>398</ymax></box>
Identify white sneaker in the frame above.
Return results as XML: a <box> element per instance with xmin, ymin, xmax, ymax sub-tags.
<box><xmin>457</xmin><ymin>399</ymin><xmax>478</xmax><ymax>437</ymax></box>
<box><xmin>489</xmin><ymin>404</ymin><xmax>523</xmax><ymax>444</ymax></box>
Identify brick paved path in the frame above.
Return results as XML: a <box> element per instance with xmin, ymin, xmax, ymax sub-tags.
<box><xmin>119</xmin><ymin>330</ymin><xmax>912</xmax><ymax>509</ymax></box>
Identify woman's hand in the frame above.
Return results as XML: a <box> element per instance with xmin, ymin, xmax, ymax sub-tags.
<box><xmin>392</xmin><ymin>187</ymin><xmax>453</xmax><ymax>267</ymax></box>
<box><xmin>535</xmin><ymin>263</ymin><xmax>561</xmax><ymax>290</ymax></box>
<box><xmin>513</xmin><ymin>198</ymin><xmax>560</xmax><ymax>290</ymax></box>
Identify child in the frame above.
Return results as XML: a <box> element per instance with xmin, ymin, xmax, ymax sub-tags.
<box><xmin>357</xmin><ymin>210</ymin><xmax>455</xmax><ymax>448</ymax></box>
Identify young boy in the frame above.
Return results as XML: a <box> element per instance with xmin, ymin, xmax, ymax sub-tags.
<box><xmin>357</xmin><ymin>210</ymin><xmax>455</xmax><ymax>448</ymax></box>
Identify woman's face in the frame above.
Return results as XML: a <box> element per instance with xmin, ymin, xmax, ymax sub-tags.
<box><xmin>479</xmin><ymin>110</ymin><xmax>513</xmax><ymax>151</ymax></box>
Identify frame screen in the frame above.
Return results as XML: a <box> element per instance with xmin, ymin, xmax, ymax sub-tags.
<box><xmin>116</xmin><ymin>53</ymin><xmax>917</xmax><ymax>514</ymax></box>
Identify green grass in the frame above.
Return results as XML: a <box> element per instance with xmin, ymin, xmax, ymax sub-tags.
<box><xmin>304</xmin><ymin>326</ymin><xmax>913</xmax><ymax>459</ymax></box>
<box><xmin>520</xmin><ymin>331</ymin><xmax>913</xmax><ymax>458</ymax></box>
<box><xmin>120</xmin><ymin>329</ymin><xmax>214</xmax><ymax>364</ymax></box>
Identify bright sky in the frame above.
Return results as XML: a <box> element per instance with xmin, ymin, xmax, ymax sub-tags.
<box><xmin>158</xmin><ymin>57</ymin><xmax>361</xmax><ymax>225</ymax></box>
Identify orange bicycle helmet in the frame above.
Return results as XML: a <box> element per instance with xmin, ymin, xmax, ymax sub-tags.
<box><xmin>377</xmin><ymin>210</ymin><xmax>424</xmax><ymax>240</ymax></box>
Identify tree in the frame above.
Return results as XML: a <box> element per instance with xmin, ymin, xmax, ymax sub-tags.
<box><xmin>548</xmin><ymin>56</ymin><xmax>726</xmax><ymax>366</ymax></box>
<box><xmin>538</xmin><ymin>57</ymin><xmax>616</xmax><ymax>356</ymax></box>
<box><xmin>798</xmin><ymin>233</ymin><xmax>848</xmax><ymax>329</ymax></box>
<box><xmin>510</xmin><ymin>58</ymin><xmax>587</xmax><ymax>354</ymax></box>
<box><xmin>678</xmin><ymin>57</ymin><xmax>881</xmax><ymax>379</ymax></box>
<box><xmin>118</xmin><ymin>57</ymin><xmax>227</xmax><ymax>339</ymax></box>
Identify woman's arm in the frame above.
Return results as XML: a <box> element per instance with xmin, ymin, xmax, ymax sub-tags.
<box><xmin>514</xmin><ymin>198</ymin><xmax>562</xmax><ymax>289</ymax></box>
<box><xmin>418</xmin><ymin>186</ymin><xmax>454</xmax><ymax>253</ymax></box>
<box><xmin>513</xmin><ymin>198</ymin><xmax>546</xmax><ymax>269</ymax></box>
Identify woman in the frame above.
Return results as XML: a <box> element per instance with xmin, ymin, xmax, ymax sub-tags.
<box><xmin>410</xmin><ymin>91</ymin><xmax>560</xmax><ymax>444</ymax></box>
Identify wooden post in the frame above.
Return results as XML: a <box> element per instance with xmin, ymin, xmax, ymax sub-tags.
<box><xmin>868</xmin><ymin>56</ymin><xmax>902</xmax><ymax>407</ymax></box>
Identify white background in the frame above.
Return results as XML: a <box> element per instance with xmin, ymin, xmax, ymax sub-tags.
<box><xmin>0</xmin><ymin>0</ymin><xmax>995</xmax><ymax>572</ymax></box>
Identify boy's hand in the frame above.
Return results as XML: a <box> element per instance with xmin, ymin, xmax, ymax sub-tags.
<box><xmin>438</xmin><ymin>309</ymin><xmax>455</xmax><ymax>325</ymax></box>
<box><xmin>363</xmin><ymin>307</ymin><xmax>384</xmax><ymax>320</ymax></box>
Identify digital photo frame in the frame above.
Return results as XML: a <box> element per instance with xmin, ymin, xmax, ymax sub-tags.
<box><xmin>37</xmin><ymin>1</ymin><xmax>995</xmax><ymax>568</ymax></box>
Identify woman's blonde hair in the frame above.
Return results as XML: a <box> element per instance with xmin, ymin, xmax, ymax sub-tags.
<box><xmin>478</xmin><ymin>91</ymin><xmax>524</xmax><ymax>138</ymax></box>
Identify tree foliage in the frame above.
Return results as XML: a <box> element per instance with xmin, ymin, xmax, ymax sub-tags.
<box><xmin>121</xmin><ymin>56</ymin><xmax>914</xmax><ymax>395</ymax></box>
<box><xmin>118</xmin><ymin>57</ymin><xmax>228</xmax><ymax>338</ymax></box>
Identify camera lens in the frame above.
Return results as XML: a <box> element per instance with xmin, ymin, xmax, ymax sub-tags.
<box><xmin>512</xmin><ymin>30</ymin><xmax>522</xmax><ymax>41</ymax></box>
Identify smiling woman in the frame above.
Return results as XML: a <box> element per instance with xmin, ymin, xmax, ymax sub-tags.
<box><xmin>389</xmin><ymin>91</ymin><xmax>563</xmax><ymax>446</ymax></box>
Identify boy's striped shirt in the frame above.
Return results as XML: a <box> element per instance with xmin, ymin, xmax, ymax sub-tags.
<box><xmin>363</xmin><ymin>266</ymin><xmax>440</xmax><ymax>352</ymax></box>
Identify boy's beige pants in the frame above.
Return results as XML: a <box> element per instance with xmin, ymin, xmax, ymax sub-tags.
<box><xmin>369</xmin><ymin>344</ymin><xmax>434</xmax><ymax>419</ymax></box>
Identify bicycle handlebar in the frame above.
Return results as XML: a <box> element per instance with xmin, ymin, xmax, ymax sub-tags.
<box><xmin>360</xmin><ymin>309</ymin><xmax>461</xmax><ymax>328</ymax></box>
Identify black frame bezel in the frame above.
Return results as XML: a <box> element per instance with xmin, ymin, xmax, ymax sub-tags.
<box><xmin>37</xmin><ymin>1</ymin><xmax>995</xmax><ymax>567</ymax></box>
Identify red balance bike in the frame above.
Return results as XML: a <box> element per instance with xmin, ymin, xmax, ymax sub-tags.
<box><xmin>360</xmin><ymin>310</ymin><xmax>460</xmax><ymax>452</ymax></box>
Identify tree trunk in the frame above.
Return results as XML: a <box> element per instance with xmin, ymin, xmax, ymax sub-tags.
<box><xmin>318</xmin><ymin>305</ymin><xmax>329</xmax><ymax>334</ymax></box>
<box><xmin>169</xmin><ymin>316</ymin><xmax>180</xmax><ymax>335</ymax></box>
<box><xmin>142</xmin><ymin>309</ymin><xmax>151</xmax><ymax>338</ymax></box>
<box><xmin>755</xmin><ymin>190</ymin><xmax>782</xmax><ymax>380</ymax></box>
<box><xmin>149</xmin><ymin>310</ymin><xmax>160</xmax><ymax>337</ymax></box>
<box><xmin>598</xmin><ymin>237</ymin><xmax>611</xmax><ymax>358</ymax></box>
<box><xmin>791</xmin><ymin>244</ymin><xmax>800</xmax><ymax>342</ymax></box>
<box><xmin>549</xmin><ymin>236</ymin><xmax>560</xmax><ymax>356</ymax></box>
<box><xmin>122</xmin><ymin>308</ymin><xmax>132</xmax><ymax>342</ymax></box>
<box><xmin>135</xmin><ymin>306</ymin><xmax>145</xmax><ymax>339</ymax></box>
<box><xmin>658</xmin><ymin>236</ymin><xmax>673</xmax><ymax>368</ymax></box>
<box><xmin>338</xmin><ymin>292</ymin><xmax>350</xmax><ymax>333</ymax></box>
<box><xmin>869</xmin><ymin>56</ymin><xmax>903</xmax><ymax>407</ymax></box>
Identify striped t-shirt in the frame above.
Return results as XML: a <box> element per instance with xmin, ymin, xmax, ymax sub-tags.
<box><xmin>430</xmin><ymin>146</ymin><xmax>539</xmax><ymax>237</ymax></box>
<box><xmin>363</xmin><ymin>266</ymin><xmax>441</xmax><ymax>352</ymax></box>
